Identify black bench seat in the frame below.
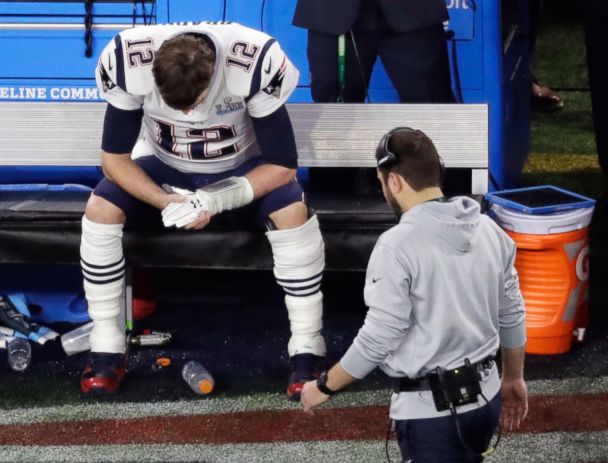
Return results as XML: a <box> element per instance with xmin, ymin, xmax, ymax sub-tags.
<box><xmin>0</xmin><ymin>189</ymin><xmax>396</xmax><ymax>272</ymax></box>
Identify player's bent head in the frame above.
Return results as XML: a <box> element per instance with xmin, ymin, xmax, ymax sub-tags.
<box><xmin>376</xmin><ymin>127</ymin><xmax>444</xmax><ymax>191</ymax></box>
<box><xmin>153</xmin><ymin>34</ymin><xmax>216</xmax><ymax>110</ymax></box>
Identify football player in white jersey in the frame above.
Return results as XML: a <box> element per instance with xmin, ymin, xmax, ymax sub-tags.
<box><xmin>80</xmin><ymin>22</ymin><xmax>326</xmax><ymax>400</ymax></box>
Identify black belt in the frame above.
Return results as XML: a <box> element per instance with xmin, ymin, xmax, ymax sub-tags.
<box><xmin>393</xmin><ymin>355</ymin><xmax>495</xmax><ymax>393</ymax></box>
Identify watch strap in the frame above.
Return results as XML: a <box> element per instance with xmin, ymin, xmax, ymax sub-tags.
<box><xmin>316</xmin><ymin>371</ymin><xmax>338</xmax><ymax>396</ymax></box>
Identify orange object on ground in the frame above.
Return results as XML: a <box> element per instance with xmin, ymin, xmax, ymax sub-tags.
<box><xmin>505</xmin><ymin>227</ymin><xmax>590</xmax><ymax>354</ymax></box>
<box><xmin>155</xmin><ymin>357</ymin><xmax>171</xmax><ymax>368</ymax></box>
<box><xmin>132</xmin><ymin>269</ymin><xmax>157</xmax><ymax>320</ymax></box>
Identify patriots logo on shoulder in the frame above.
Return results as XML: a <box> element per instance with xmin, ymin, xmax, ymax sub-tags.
<box><xmin>262</xmin><ymin>58</ymin><xmax>287</xmax><ymax>99</ymax></box>
<box><xmin>98</xmin><ymin>63</ymin><xmax>117</xmax><ymax>92</ymax></box>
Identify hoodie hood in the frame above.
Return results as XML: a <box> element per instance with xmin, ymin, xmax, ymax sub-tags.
<box><xmin>402</xmin><ymin>196</ymin><xmax>481</xmax><ymax>252</ymax></box>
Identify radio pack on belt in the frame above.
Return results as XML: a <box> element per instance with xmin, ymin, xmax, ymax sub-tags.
<box><xmin>428</xmin><ymin>358</ymin><xmax>482</xmax><ymax>412</ymax></box>
<box><xmin>394</xmin><ymin>356</ymin><xmax>492</xmax><ymax>412</ymax></box>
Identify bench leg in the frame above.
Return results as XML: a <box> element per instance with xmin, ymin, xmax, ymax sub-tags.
<box><xmin>122</xmin><ymin>267</ymin><xmax>133</xmax><ymax>333</ymax></box>
<box><xmin>471</xmin><ymin>169</ymin><xmax>488</xmax><ymax>194</ymax></box>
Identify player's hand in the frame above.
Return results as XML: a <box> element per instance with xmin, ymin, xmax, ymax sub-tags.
<box><xmin>161</xmin><ymin>185</ymin><xmax>212</xmax><ymax>229</ymax></box>
<box><xmin>301</xmin><ymin>380</ymin><xmax>331</xmax><ymax>415</ymax></box>
<box><xmin>500</xmin><ymin>378</ymin><xmax>528</xmax><ymax>432</ymax></box>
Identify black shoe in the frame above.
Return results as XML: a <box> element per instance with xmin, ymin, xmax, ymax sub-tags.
<box><xmin>286</xmin><ymin>353</ymin><xmax>325</xmax><ymax>402</ymax></box>
<box><xmin>81</xmin><ymin>352</ymin><xmax>126</xmax><ymax>397</ymax></box>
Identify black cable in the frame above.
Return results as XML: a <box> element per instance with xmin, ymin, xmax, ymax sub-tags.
<box><xmin>385</xmin><ymin>418</ymin><xmax>393</xmax><ymax>463</ymax></box>
<box><xmin>349</xmin><ymin>30</ymin><xmax>371</xmax><ymax>103</ymax></box>
<box><xmin>260</xmin><ymin>0</ymin><xmax>267</xmax><ymax>32</ymax></box>
<box><xmin>133</xmin><ymin>1</ymin><xmax>156</xmax><ymax>27</ymax></box>
<box><xmin>222</xmin><ymin>0</ymin><xmax>227</xmax><ymax>22</ymax></box>
<box><xmin>449</xmin><ymin>391</ymin><xmax>501</xmax><ymax>459</ymax></box>
<box><xmin>84</xmin><ymin>0</ymin><xmax>94</xmax><ymax>57</ymax></box>
<box><xmin>145</xmin><ymin>0</ymin><xmax>157</xmax><ymax>25</ymax></box>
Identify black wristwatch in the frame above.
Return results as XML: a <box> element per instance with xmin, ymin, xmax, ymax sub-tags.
<box><xmin>316</xmin><ymin>370</ymin><xmax>338</xmax><ymax>396</ymax></box>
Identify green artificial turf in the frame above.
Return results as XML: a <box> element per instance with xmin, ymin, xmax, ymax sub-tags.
<box><xmin>523</xmin><ymin>9</ymin><xmax>607</xmax><ymax>199</ymax></box>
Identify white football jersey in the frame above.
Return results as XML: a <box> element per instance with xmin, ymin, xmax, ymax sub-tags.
<box><xmin>95</xmin><ymin>22</ymin><xmax>299</xmax><ymax>174</ymax></box>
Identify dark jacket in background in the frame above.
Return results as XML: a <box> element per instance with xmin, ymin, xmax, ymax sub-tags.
<box><xmin>292</xmin><ymin>0</ymin><xmax>449</xmax><ymax>35</ymax></box>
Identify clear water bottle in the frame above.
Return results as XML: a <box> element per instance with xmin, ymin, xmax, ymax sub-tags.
<box><xmin>60</xmin><ymin>321</ymin><xmax>94</xmax><ymax>356</ymax></box>
<box><xmin>181</xmin><ymin>360</ymin><xmax>214</xmax><ymax>395</ymax></box>
<box><xmin>7</xmin><ymin>337</ymin><xmax>32</xmax><ymax>372</ymax></box>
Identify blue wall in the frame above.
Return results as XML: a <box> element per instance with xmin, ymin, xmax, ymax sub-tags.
<box><xmin>0</xmin><ymin>0</ymin><xmax>530</xmax><ymax>190</ymax></box>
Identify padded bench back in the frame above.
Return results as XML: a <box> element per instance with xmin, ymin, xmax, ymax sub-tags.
<box><xmin>0</xmin><ymin>102</ymin><xmax>488</xmax><ymax>189</ymax></box>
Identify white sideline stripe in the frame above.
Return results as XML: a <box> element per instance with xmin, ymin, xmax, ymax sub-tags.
<box><xmin>0</xmin><ymin>391</ymin><xmax>387</xmax><ymax>426</ymax></box>
<box><xmin>0</xmin><ymin>432</ymin><xmax>607</xmax><ymax>463</ymax></box>
<box><xmin>1</xmin><ymin>375</ymin><xmax>607</xmax><ymax>426</ymax></box>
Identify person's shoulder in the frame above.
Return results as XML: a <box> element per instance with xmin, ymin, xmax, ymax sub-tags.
<box><xmin>103</xmin><ymin>25</ymin><xmax>176</xmax><ymax>96</ymax></box>
<box><xmin>377</xmin><ymin>220</ymin><xmax>418</xmax><ymax>248</ymax></box>
<box><xmin>215</xmin><ymin>23</ymin><xmax>283</xmax><ymax>97</ymax></box>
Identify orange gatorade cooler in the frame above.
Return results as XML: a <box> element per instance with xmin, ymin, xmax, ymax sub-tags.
<box><xmin>487</xmin><ymin>186</ymin><xmax>596</xmax><ymax>354</ymax></box>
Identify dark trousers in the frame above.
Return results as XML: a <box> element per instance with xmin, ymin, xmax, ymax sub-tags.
<box><xmin>395</xmin><ymin>394</ymin><xmax>501</xmax><ymax>463</ymax></box>
<box><xmin>306</xmin><ymin>24</ymin><xmax>455</xmax><ymax>104</ymax></box>
<box><xmin>305</xmin><ymin>23</ymin><xmax>455</xmax><ymax>192</ymax></box>
<box><xmin>584</xmin><ymin>0</ymin><xmax>608</xmax><ymax>179</ymax></box>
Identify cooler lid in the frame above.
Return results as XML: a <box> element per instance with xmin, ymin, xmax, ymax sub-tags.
<box><xmin>485</xmin><ymin>185</ymin><xmax>595</xmax><ymax>215</ymax></box>
<box><xmin>490</xmin><ymin>203</ymin><xmax>595</xmax><ymax>235</ymax></box>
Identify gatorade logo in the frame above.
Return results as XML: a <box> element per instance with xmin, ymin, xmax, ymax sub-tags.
<box><xmin>575</xmin><ymin>245</ymin><xmax>589</xmax><ymax>282</ymax></box>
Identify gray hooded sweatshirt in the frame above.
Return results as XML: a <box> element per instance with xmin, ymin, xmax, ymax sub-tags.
<box><xmin>340</xmin><ymin>196</ymin><xmax>526</xmax><ymax>419</ymax></box>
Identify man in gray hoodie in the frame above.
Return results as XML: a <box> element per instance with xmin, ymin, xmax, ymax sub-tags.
<box><xmin>301</xmin><ymin>128</ymin><xmax>528</xmax><ymax>462</ymax></box>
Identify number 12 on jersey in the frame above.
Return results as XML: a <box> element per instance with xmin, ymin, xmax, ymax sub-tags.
<box><xmin>154</xmin><ymin>119</ymin><xmax>238</xmax><ymax>159</ymax></box>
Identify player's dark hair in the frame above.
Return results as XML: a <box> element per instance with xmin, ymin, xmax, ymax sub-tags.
<box><xmin>376</xmin><ymin>128</ymin><xmax>444</xmax><ymax>191</ymax></box>
<box><xmin>153</xmin><ymin>34</ymin><xmax>216</xmax><ymax>110</ymax></box>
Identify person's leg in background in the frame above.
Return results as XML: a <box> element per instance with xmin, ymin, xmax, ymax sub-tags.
<box><xmin>306</xmin><ymin>30</ymin><xmax>340</xmax><ymax>103</ymax></box>
<box><xmin>584</xmin><ymin>0</ymin><xmax>608</xmax><ymax>180</ymax></box>
<box><xmin>530</xmin><ymin>0</ymin><xmax>563</xmax><ymax>111</ymax></box>
<box><xmin>342</xmin><ymin>29</ymin><xmax>378</xmax><ymax>103</ymax></box>
<box><xmin>378</xmin><ymin>23</ymin><xmax>460</xmax><ymax>193</ymax></box>
<box><xmin>584</xmin><ymin>0</ymin><xmax>608</xmax><ymax>328</ymax></box>
<box><xmin>305</xmin><ymin>28</ymin><xmax>379</xmax><ymax>191</ymax></box>
<box><xmin>378</xmin><ymin>24</ymin><xmax>455</xmax><ymax>104</ymax></box>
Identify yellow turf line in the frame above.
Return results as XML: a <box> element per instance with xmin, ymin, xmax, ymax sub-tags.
<box><xmin>524</xmin><ymin>153</ymin><xmax>601</xmax><ymax>173</ymax></box>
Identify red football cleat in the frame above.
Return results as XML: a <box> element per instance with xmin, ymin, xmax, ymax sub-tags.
<box><xmin>286</xmin><ymin>353</ymin><xmax>324</xmax><ymax>402</ymax></box>
<box><xmin>81</xmin><ymin>352</ymin><xmax>126</xmax><ymax>396</ymax></box>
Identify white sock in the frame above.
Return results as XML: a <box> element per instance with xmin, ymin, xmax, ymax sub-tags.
<box><xmin>80</xmin><ymin>216</ymin><xmax>126</xmax><ymax>353</ymax></box>
<box><xmin>266</xmin><ymin>215</ymin><xmax>326</xmax><ymax>357</ymax></box>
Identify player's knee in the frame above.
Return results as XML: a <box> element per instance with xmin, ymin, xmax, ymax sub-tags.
<box><xmin>269</xmin><ymin>201</ymin><xmax>309</xmax><ymax>230</ymax></box>
<box><xmin>85</xmin><ymin>193</ymin><xmax>126</xmax><ymax>224</ymax></box>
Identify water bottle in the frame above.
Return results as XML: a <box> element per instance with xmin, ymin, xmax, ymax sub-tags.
<box><xmin>60</xmin><ymin>321</ymin><xmax>93</xmax><ymax>356</ymax></box>
<box><xmin>7</xmin><ymin>337</ymin><xmax>32</xmax><ymax>372</ymax></box>
<box><xmin>181</xmin><ymin>360</ymin><xmax>214</xmax><ymax>395</ymax></box>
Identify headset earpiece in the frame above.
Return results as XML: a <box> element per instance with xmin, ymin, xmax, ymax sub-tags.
<box><xmin>438</xmin><ymin>155</ymin><xmax>446</xmax><ymax>185</ymax></box>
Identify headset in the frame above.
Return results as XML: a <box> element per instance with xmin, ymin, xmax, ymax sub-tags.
<box><xmin>375</xmin><ymin>127</ymin><xmax>446</xmax><ymax>184</ymax></box>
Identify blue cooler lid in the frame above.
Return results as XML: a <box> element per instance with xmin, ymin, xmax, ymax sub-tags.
<box><xmin>485</xmin><ymin>185</ymin><xmax>595</xmax><ymax>215</ymax></box>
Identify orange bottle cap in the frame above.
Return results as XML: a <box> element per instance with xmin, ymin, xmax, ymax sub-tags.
<box><xmin>198</xmin><ymin>379</ymin><xmax>214</xmax><ymax>394</ymax></box>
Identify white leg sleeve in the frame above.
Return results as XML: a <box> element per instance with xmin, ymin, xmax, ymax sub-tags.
<box><xmin>266</xmin><ymin>215</ymin><xmax>326</xmax><ymax>357</ymax></box>
<box><xmin>80</xmin><ymin>216</ymin><xmax>126</xmax><ymax>354</ymax></box>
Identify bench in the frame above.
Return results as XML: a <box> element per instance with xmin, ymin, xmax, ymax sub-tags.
<box><xmin>0</xmin><ymin>102</ymin><xmax>489</xmax><ymax>274</ymax></box>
